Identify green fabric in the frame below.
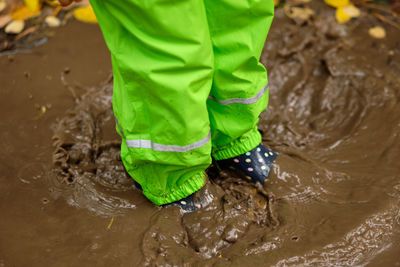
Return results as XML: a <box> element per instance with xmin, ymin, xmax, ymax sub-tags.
<box><xmin>90</xmin><ymin>0</ymin><xmax>274</xmax><ymax>205</ymax></box>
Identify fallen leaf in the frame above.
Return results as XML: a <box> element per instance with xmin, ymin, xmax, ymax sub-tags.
<box><xmin>5</xmin><ymin>20</ymin><xmax>24</xmax><ymax>34</ymax></box>
<box><xmin>369</xmin><ymin>26</ymin><xmax>386</xmax><ymax>39</ymax></box>
<box><xmin>343</xmin><ymin>5</ymin><xmax>360</xmax><ymax>17</ymax></box>
<box><xmin>336</xmin><ymin>9</ymin><xmax>350</xmax><ymax>23</ymax></box>
<box><xmin>33</xmin><ymin>105</ymin><xmax>47</xmax><ymax>120</ymax></box>
<box><xmin>73</xmin><ymin>5</ymin><xmax>97</xmax><ymax>23</ymax></box>
<box><xmin>336</xmin><ymin>5</ymin><xmax>360</xmax><ymax>23</ymax></box>
<box><xmin>324</xmin><ymin>0</ymin><xmax>350</xmax><ymax>8</ymax></box>
<box><xmin>24</xmin><ymin>0</ymin><xmax>40</xmax><ymax>11</ymax></box>
<box><xmin>45</xmin><ymin>15</ymin><xmax>60</xmax><ymax>27</ymax></box>
<box><xmin>0</xmin><ymin>14</ymin><xmax>12</xmax><ymax>28</ymax></box>
<box><xmin>0</xmin><ymin>1</ymin><xmax>6</xmax><ymax>13</ymax></box>
<box><xmin>45</xmin><ymin>0</ymin><xmax>60</xmax><ymax>7</ymax></box>
<box><xmin>284</xmin><ymin>5</ymin><xmax>314</xmax><ymax>21</ymax></box>
<box><xmin>12</xmin><ymin>5</ymin><xmax>41</xmax><ymax>20</ymax></box>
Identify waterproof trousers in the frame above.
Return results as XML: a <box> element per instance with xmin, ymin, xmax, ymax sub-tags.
<box><xmin>90</xmin><ymin>0</ymin><xmax>274</xmax><ymax>205</ymax></box>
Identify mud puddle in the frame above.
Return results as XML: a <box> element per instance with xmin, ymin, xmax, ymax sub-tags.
<box><xmin>1</xmin><ymin>2</ymin><xmax>400</xmax><ymax>266</ymax></box>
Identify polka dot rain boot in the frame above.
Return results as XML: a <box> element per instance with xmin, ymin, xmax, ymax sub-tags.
<box><xmin>133</xmin><ymin>181</ymin><xmax>201</xmax><ymax>213</ymax></box>
<box><xmin>162</xmin><ymin>194</ymin><xmax>201</xmax><ymax>214</ymax></box>
<box><xmin>216</xmin><ymin>144</ymin><xmax>278</xmax><ymax>185</ymax></box>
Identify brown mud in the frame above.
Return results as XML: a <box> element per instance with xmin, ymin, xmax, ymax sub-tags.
<box><xmin>1</xmin><ymin>2</ymin><xmax>400</xmax><ymax>266</ymax></box>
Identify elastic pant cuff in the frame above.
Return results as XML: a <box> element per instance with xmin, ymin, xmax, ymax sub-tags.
<box><xmin>212</xmin><ymin>126</ymin><xmax>262</xmax><ymax>160</ymax></box>
<box><xmin>142</xmin><ymin>171</ymin><xmax>207</xmax><ymax>206</ymax></box>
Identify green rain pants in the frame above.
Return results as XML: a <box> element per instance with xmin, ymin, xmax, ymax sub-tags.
<box><xmin>90</xmin><ymin>0</ymin><xmax>274</xmax><ymax>205</ymax></box>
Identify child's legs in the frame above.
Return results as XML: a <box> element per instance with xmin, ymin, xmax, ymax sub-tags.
<box><xmin>204</xmin><ymin>0</ymin><xmax>274</xmax><ymax>160</ymax></box>
<box><xmin>90</xmin><ymin>0</ymin><xmax>214</xmax><ymax>205</ymax></box>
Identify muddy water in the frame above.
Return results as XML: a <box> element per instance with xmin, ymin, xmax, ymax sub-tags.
<box><xmin>2</xmin><ymin>3</ymin><xmax>400</xmax><ymax>266</ymax></box>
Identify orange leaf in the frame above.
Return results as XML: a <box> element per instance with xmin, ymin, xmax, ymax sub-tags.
<box><xmin>12</xmin><ymin>5</ymin><xmax>41</xmax><ymax>20</ymax></box>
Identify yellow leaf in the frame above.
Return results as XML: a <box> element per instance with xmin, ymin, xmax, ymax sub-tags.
<box><xmin>73</xmin><ymin>5</ymin><xmax>97</xmax><ymax>23</ymax></box>
<box><xmin>12</xmin><ymin>5</ymin><xmax>41</xmax><ymax>20</ymax></box>
<box><xmin>368</xmin><ymin>26</ymin><xmax>386</xmax><ymax>39</ymax></box>
<box><xmin>274</xmin><ymin>0</ymin><xmax>279</xmax><ymax>6</ymax></box>
<box><xmin>24</xmin><ymin>0</ymin><xmax>40</xmax><ymax>11</ymax></box>
<box><xmin>342</xmin><ymin>5</ymin><xmax>360</xmax><ymax>18</ymax></box>
<box><xmin>336</xmin><ymin>6</ymin><xmax>351</xmax><ymax>23</ymax></box>
<box><xmin>324</xmin><ymin>0</ymin><xmax>350</xmax><ymax>8</ymax></box>
<box><xmin>45</xmin><ymin>0</ymin><xmax>60</xmax><ymax>7</ymax></box>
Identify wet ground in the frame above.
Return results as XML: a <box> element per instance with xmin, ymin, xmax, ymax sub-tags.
<box><xmin>1</xmin><ymin>3</ymin><xmax>400</xmax><ymax>266</ymax></box>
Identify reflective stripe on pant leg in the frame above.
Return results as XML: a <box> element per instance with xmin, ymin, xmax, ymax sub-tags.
<box><xmin>90</xmin><ymin>0</ymin><xmax>213</xmax><ymax>205</ymax></box>
<box><xmin>208</xmin><ymin>83</ymin><xmax>269</xmax><ymax>105</ymax></box>
<box><xmin>204</xmin><ymin>0</ymin><xmax>274</xmax><ymax>160</ymax></box>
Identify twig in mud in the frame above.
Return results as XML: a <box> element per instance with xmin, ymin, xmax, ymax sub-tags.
<box><xmin>254</xmin><ymin>182</ymin><xmax>280</xmax><ymax>227</ymax></box>
<box><xmin>372</xmin><ymin>12</ymin><xmax>400</xmax><ymax>30</ymax></box>
<box><xmin>52</xmin><ymin>146</ymin><xmax>69</xmax><ymax>166</ymax></box>
<box><xmin>354</xmin><ymin>0</ymin><xmax>397</xmax><ymax>17</ymax></box>
<box><xmin>61</xmin><ymin>72</ymin><xmax>78</xmax><ymax>101</ymax></box>
<box><xmin>65</xmin><ymin>168</ymin><xmax>79</xmax><ymax>184</ymax></box>
<box><xmin>254</xmin><ymin>182</ymin><xmax>269</xmax><ymax>199</ymax></box>
<box><xmin>267</xmin><ymin>194</ymin><xmax>280</xmax><ymax>227</ymax></box>
<box><xmin>53</xmin><ymin>6</ymin><xmax>62</xmax><ymax>17</ymax></box>
<box><xmin>107</xmin><ymin>216</ymin><xmax>114</xmax><ymax>230</ymax></box>
<box><xmin>33</xmin><ymin>105</ymin><xmax>46</xmax><ymax>120</ymax></box>
<box><xmin>105</xmin><ymin>72</ymin><xmax>113</xmax><ymax>84</ymax></box>
<box><xmin>14</xmin><ymin>26</ymin><xmax>40</xmax><ymax>41</ymax></box>
<box><xmin>60</xmin><ymin>172</ymin><xmax>76</xmax><ymax>185</ymax></box>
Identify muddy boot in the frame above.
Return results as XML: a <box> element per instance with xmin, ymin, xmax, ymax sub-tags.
<box><xmin>216</xmin><ymin>144</ymin><xmax>278</xmax><ymax>185</ymax></box>
<box><xmin>161</xmin><ymin>194</ymin><xmax>201</xmax><ymax>214</ymax></box>
<box><xmin>133</xmin><ymin>181</ymin><xmax>202</xmax><ymax>214</ymax></box>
